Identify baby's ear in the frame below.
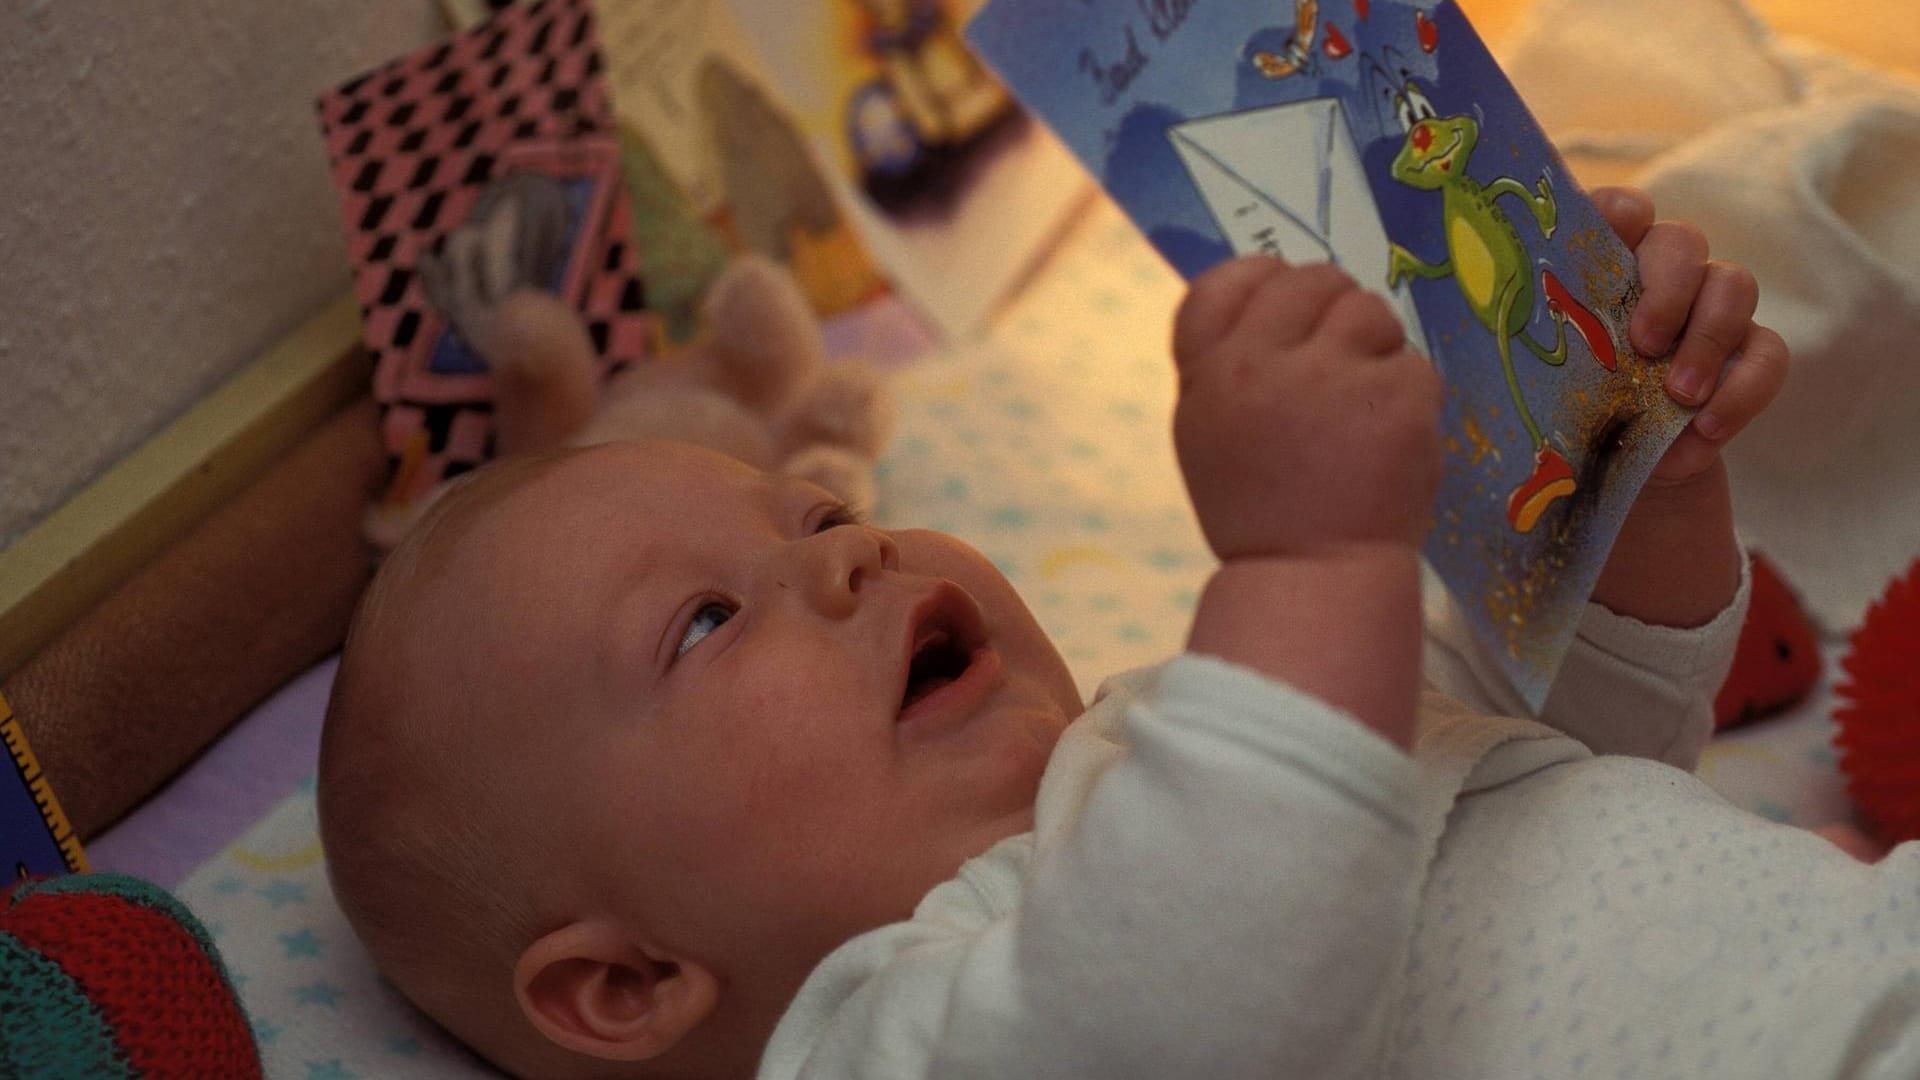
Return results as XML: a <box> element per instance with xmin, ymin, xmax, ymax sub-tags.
<box><xmin>513</xmin><ymin>919</ymin><xmax>720</xmax><ymax>1062</ymax></box>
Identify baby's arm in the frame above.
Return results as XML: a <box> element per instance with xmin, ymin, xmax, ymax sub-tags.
<box><xmin>1584</xmin><ymin>185</ymin><xmax>1784</xmax><ymax>628</ymax></box>
<box><xmin>1424</xmin><ymin>566</ymin><xmax>1749</xmax><ymax>766</ymax></box>
<box><xmin>1171</xmin><ymin>258</ymin><xmax>1445</xmax><ymax>749</ymax></box>
<box><xmin>774</xmin><ymin>263</ymin><xmax>1440</xmax><ymax>1079</ymax></box>
<box><xmin>949</xmin><ymin>260</ymin><xmax>1438</xmax><ymax>1071</ymax></box>
<box><xmin>774</xmin><ymin>655</ymin><xmax>1423</xmax><ymax>1080</ymax></box>
<box><xmin>1425</xmin><ymin>187</ymin><xmax>1788</xmax><ymax>766</ymax></box>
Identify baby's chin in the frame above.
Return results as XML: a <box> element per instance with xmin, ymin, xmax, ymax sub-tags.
<box><xmin>925</xmin><ymin>699</ymin><xmax>1064</xmax><ymax>844</ymax></box>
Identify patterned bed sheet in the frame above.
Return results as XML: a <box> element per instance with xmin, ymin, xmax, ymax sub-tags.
<box><xmin>92</xmin><ymin>199</ymin><xmax>1862</xmax><ymax>1078</ymax></box>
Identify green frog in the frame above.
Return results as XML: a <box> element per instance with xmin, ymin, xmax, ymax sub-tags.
<box><xmin>1384</xmin><ymin>82</ymin><xmax>1616</xmax><ymax>533</ymax></box>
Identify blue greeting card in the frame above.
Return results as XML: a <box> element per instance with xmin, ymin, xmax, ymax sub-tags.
<box><xmin>969</xmin><ymin>0</ymin><xmax>1691</xmax><ymax>707</ymax></box>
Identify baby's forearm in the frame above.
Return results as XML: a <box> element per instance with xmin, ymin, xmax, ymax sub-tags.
<box><xmin>1590</xmin><ymin>461</ymin><xmax>1742</xmax><ymax>628</ymax></box>
<box><xmin>1187</xmin><ymin>545</ymin><xmax>1423</xmax><ymax>749</ymax></box>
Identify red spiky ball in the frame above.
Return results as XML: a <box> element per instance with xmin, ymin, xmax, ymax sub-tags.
<box><xmin>1834</xmin><ymin>559</ymin><xmax>1920</xmax><ymax>842</ymax></box>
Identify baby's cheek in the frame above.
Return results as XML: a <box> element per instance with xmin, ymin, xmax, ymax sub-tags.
<box><xmin>939</xmin><ymin>540</ymin><xmax>1081</xmax><ymax>718</ymax></box>
<box><xmin>1000</xmin><ymin>613</ymin><xmax>1082</xmax><ymax>720</ymax></box>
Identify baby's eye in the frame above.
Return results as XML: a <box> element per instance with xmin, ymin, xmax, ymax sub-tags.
<box><xmin>813</xmin><ymin>501</ymin><xmax>863</xmax><ymax>534</ymax></box>
<box><xmin>676</xmin><ymin>600</ymin><xmax>737</xmax><ymax>656</ymax></box>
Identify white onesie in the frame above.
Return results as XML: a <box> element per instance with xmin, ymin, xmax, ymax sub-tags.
<box><xmin>759</xmin><ymin>560</ymin><xmax>1920</xmax><ymax>1079</ymax></box>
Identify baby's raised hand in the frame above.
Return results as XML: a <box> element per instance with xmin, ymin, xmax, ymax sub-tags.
<box><xmin>1589</xmin><ymin>186</ymin><xmax>1789</xmax><ymax>485</ymax></box>
<box><xmin>1170</xmin><ymin>257</ymin><xmax>1444</xmax><ymax>563</ymax></box>
<box><xmin>1586</xmin><ymin>187</ymin><xmax>1789</xmax><ymax>626</ymax></box>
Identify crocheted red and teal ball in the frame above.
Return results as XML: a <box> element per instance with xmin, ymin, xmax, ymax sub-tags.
<box><xmin>0</xmin><ymin>872</ymin><xmax>261</xmax><ymax>1078</ymax></box>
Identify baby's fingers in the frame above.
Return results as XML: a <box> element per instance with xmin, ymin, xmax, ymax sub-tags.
<box><xmin>1320</xmin><ymin>285</ymin><xmax>1407</xmax><ymax>356</ymax></box>
<box><xmin>1653</xmin><ymin>324</ymin><xmax>1788</xmax><ymax>482</ymax></box>
<box><xmin>1589</xmin><ymin>185</ymin><xmax>1655</xmax><ymax>250</ymax></box>
<box><xmin>1174</xmin><ymin>256</ymin><xmax>1289</xmax><ymax>371</ymax></box>
<box><xmin>1629</xmin><ymin>220</ymin><xmax>1709</xmax><ymax>358</ymax></box>
<box><xmin>1692</xmin><ymin>324</ymin><xmax>1787</xmax><ymax>444</ymax></box>
<box><xmin>1231</xmin><ymin>262</ymin><xmax>1366</xmax><ymax>350</ymax></box>
<box><xmin>1666</xmin><ymin>261</ymin><xmax>1759</xmax><ymax>407</ymax></box>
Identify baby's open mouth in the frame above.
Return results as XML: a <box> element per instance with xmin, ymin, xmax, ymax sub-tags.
<box><xmin>897</xmin><ymin>585</ymin><xmax>992</xmax><ymax>723</ymax></box>
<box><xmin>903</xmin><ymin>627</ymin><xmax>974</xmax><ymax>711</ymax></box>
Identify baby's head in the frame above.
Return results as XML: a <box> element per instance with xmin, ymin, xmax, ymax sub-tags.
<box><xmin>319</xmin><ymin>439</ymin><xmax>1082</xmax><ymax>1078</ymax></box>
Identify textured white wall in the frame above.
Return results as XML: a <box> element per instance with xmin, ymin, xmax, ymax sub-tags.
<box><xmin>0</xmin><ymin>0</ymin><xmax>440</xmax><ymax>546</ymax></box>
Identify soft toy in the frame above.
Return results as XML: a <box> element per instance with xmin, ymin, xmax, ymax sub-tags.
<box><xmin>1833</xmin><ymin>557</ymin><xmax>1920</xmax><ymax>843</ymax></box>
<box><xmin>366</xmin><ymin>176</ymin><xmax>893</xmax><ymax>548</ymax></box>
<box><xmin>1712</xmin><ymin>552</ymin><xmax>1824</xmax><ymax>730</ymax></box>
<box><xmin>0</xmin><ymin>873</ymin><xmax>260</xmax><ymax>1078</ymax></box>
<box><xmin>498</xmin><ymin>255</ymin><xmax>889</xmax><ymax>496</ymax></box>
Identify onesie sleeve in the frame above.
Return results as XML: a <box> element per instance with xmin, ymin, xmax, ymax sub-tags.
<box><xmin>1422</xmin><ymin>551</ymin><xmax>1751</xmax><ymax>769</ymax></box>
<box><xmin>764</xmin><ymin>654</ymin><xmax>1423</xmax><ymax>1080</ymax></box>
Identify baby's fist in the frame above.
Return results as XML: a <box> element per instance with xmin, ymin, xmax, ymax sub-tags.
<box><xmin>1171</xmin><ymin>257</ymin><xmax>1444</xmax><ymax>562</ymax></box>
<box><xmin>1586</xmin><ymin>186</ymin><xmax>1789</xmax><ymax>487</ymax></box>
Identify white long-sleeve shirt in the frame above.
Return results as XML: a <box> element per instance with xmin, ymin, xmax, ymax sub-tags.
<box><xmin>760</xmin><ymin>561</ymin><xmax>1920</xmax><ymax>1079</ymax></box>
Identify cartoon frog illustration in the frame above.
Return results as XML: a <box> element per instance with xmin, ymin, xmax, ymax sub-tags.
<box><xmin>1383</xmin><ymin>81</ymin><xmax>1617</xmax><ymax>533</ymax></box>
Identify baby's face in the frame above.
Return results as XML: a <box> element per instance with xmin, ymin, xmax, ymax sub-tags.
<box><xmin>431</xmin><ymin>441</ymin><xmax>1082</xmax><ymax>992</ymax></box>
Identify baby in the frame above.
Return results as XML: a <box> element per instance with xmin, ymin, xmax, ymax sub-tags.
<box><xmin>321</xmin><ymin>186</ymin><xmax>1913</xmax><ymax>1080</ymax></box>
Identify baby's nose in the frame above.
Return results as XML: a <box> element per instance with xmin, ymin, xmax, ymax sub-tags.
<box><xmin>788</xmin><ymin>525</ymin><xmax>898</xmax><ymax>619</ymax></box>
